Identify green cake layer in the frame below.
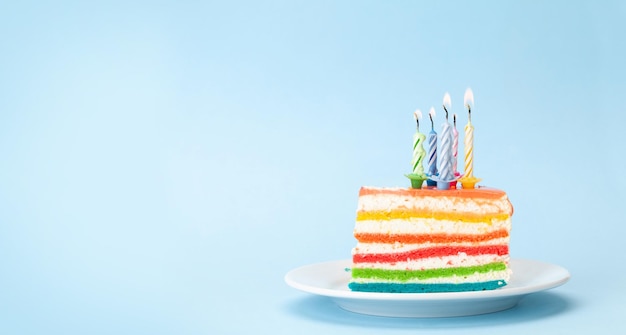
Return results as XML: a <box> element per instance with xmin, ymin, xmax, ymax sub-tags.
<box><xmin>351</xmin><ymin>262</ymin><xmax>507</xmax><ymax>282</ymax></box>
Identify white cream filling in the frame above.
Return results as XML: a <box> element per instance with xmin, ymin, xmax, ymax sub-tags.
<box><xmin>354</xmin><ymin>218</ymin><xmax>511</xmax><ymax>235</ymax></box>
<box><xmin>357</xmin><ymin>191</ymin><xmax>513</xmax><ymax>215</ymax></box>
<box><xmin>350</xmin><ymin>269</ymin><xmax>511</xmax><ymax>284</ymax></box>
<box><xmin>351</xmin><ymin>254</ymin><xmax>510</xmax><ymax>270</ymax></box>
<box><xmin>352</xmin><ymin>237</ymin><xmax>509</xmax><ymax>255</ymax></box>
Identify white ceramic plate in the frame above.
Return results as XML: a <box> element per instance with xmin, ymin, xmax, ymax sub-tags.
<box><xmin>285</xmin><ymin>258</ymin><xmax>570</xmax><ymax>318</ymax></box>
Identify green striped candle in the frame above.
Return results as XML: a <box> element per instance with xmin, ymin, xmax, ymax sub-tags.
<box><xmin>411</xmin><ymin>110</ymin><xmax>426</xmax><ymax>176</ymax></box>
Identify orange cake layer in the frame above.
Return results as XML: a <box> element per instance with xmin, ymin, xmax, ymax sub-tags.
<box><xmin>354</xmin><ymin>228</ymin><xmax>509</xmax><ymax>244</ymax></box>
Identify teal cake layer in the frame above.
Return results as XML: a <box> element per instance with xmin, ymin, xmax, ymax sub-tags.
<box><xmin>348</xmin><ymin>280</ymin><xmax>506</xmax><ymax>293</ymax></box>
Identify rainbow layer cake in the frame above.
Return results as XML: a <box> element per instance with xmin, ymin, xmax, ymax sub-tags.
<box><xmin>348</xmin><ymin>186</ymin><xmax>514</xmax><ymax>293</ymax></box>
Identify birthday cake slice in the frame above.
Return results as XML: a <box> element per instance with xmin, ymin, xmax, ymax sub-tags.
<box><xmin>348</xmin><ymin>186</ymin><xmax>513</xmax><ymax>293</ymax></box>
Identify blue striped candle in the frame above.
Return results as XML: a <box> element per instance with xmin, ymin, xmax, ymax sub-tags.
<box><xmin>426</xmin><ymin>107</ymin><xmax>438</xmax><ymax>186</ymax></box>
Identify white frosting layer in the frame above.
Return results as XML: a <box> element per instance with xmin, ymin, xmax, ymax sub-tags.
<box><xmin>357</xmin><ymin>191</ymin><xmax>512</xmax><ymax>215</ymax></box>
<box><xmin>354</xmin><ymin>218</ymin><xmax>511</xmax><ymax>235</ymax></box>
<box><xmin>350</xmin><ymin>269</ymin><xmax>511</xmax><ymax>284</ymax></box>
<box><xmin>351</xmin><ymin>254</ymin><xmax>510</xmax><ymax>271</ymax></box>
<box><xmin>352</xmin><ymin>237</ymin><xmax>509</xmax><ymax>255</ymax></box>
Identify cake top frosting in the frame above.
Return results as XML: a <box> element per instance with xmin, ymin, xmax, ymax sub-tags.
<box><xmin>359</xmin><ymin>186</ymin><xmax>507</xmax><ymax>200</ymax></box>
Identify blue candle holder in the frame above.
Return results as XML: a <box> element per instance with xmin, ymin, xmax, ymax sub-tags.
<box><xmin>428</xmin><ymin>174</ymin><xmax>461</xmax><ymax>190</ymax></box>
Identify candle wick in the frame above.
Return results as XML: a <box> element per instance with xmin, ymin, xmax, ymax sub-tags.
<box><xmin>443</xmin><ymin>105</ymin><xmax>449</xmax><ymax>121</ymax></box>
<box><xmin>466</xmin><ymin>104</ymin><xmax>472</xmax><ymax>123</ymax></box>
<box><xmin>416</xmin><ymin>118</ymin><xmax>420</xmax><ymax>131</ymax></box>
<box><xmin>429</xmin><ymin>114</ymin><xmax>434</xmax><ymax>129</ymax></box>
<box><xmin>453</xmin><ymin>114</ymin><xmax>456</xmax><ymax>127</ymax></box>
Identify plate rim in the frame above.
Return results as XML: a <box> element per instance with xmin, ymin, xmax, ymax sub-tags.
<box><xmin>284</xmin><ymin>258</ymin><xmax>570</xmax><ymax>302</ymax></box>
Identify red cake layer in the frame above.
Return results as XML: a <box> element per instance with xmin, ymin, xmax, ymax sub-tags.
<box><xmin>353</xmin><ymin>245</ymin><xmax>509</xmax><ymax>263</ymax></box>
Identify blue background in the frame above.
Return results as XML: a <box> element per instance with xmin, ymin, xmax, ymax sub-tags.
<box><xmin>1</xmin><ymin>1</ymin><xmax>624</xmax><ymax>334</ymax></box>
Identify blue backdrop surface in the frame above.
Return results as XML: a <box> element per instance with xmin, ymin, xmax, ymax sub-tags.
<box><xmin>1</xmin><ymin>1</ymin><xmax>625</xmax><ymax>334</ymax></box>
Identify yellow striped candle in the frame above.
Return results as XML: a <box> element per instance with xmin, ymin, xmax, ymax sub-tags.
<box><xmin>464</xmin><ymin>117</ymin><xmax>475</xmax><ymax>177</ymax></box>
<box><xmin>459</xmin><ymin>88</ymin><xmax>481</xmax><ymax>189</ymax></box>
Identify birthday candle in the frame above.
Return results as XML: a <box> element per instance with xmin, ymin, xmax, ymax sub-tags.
<box><xmin>463</xmin><ymin>89</ymin><xmax>475</xmax><ymax>178</ymax></box>
<box><xmin>427</xmin><ymin>107</ymin><xmax>438</xmax><ymax>181</ymax></box>
<box><xmin>438</xmin><ymin>93</ymin><xmax>454</xmax><ymax>181</ymax></box>
<box><xmin>411</xmin><ymin>110</ymin><xmax>426</xmax><ymax>176</ymax></box>
<box><xmin>453</xmin><ymin>114</ymin><xmax>459</xmax><ymax>176</ymax></box>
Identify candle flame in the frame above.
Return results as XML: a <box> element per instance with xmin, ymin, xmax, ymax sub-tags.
<box><xmin>429</xmin><ymin>107</ymin><xmax>436</xmax><ymax>118</ymax></box>
<box><xmin>414</xmin><ymin>109</ymin><xmax>422</xmax><ymax>120</ymax></box>
<box><xmin>443</xmin><ymin>92</ymin><xmax>452</xmax><ymax>109</ymax></box>
<box><xmin>464</xmin><ymin>88</ymin><xmax>474</xmax><ymax>109</ymax></box>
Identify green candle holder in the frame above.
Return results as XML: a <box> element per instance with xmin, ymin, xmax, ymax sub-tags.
<box><xmin>405</xmin><ymin>173</ymin><xmax>428</xmax><ymax>189</ymax></box>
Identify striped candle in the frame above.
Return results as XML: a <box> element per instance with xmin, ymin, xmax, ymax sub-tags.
<box><xmin>426</xmin><ymin>108</ymin><xmax>438</xmax><ymax>186</ymax></box>
<box><xmin>463</xmin><ymin>89</ymin><xmax>475</xmax><ymax>178</ymax></box>
<box><xmin>452</xmin><ymin>114</ymin><xmax>459</xmax><ymax>176</ymax></box>
<box><xmin>432</xmin><ymin>93</ymin><xmax>455</xmax><ymax>190</ymax></box>
<box><xmin>464</xmin><ymin>120</ymin><xmax>475</xmax><ymax>178</ymax></box>
<box><xmin>438</xmin><ymin>118</ymin><xmax>454</xmax><ymax>181</ymax></box>
<box><xmin>411</xmin><ymin>110</ymin><xmax>426</xmax><ymax>175</ymax></box>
